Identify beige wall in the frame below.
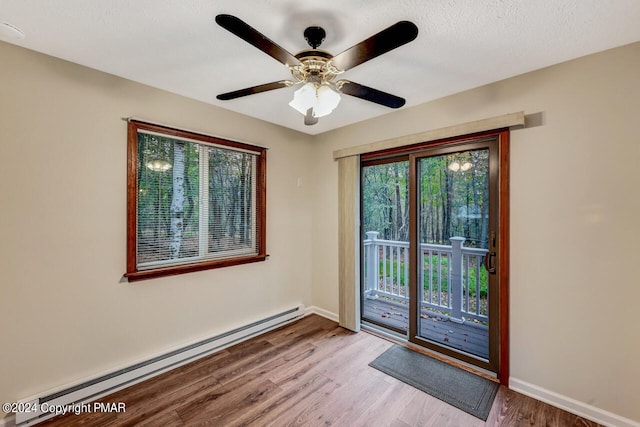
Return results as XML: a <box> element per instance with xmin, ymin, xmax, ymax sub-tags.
<box><xmin>0</xmin><ymin>41</ymin><xmax>314</xmax><ymax>406</ymax></box>
<box><xmin>311</xmin><ymin>42</ymin><xmax>640</xmax><ymax>421</ymax></box>
<box><xmin>2</xmin><ymin>38</ymin><xmax>639</xmax><ymax>423</ymax></box>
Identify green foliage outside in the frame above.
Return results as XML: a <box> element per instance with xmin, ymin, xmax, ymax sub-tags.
<box><xmin>361</xmin><ymin>151</ymin><xmax>490</xmax><ymax>247</ymax></box>
<box><xmin>377</xmin><ymin>254</ymin><xmax>488</xmax><ymax>298</ymax></box>
<box><xmin>363</xmin><ymin>149</ymin><xmax>491</xmax><ymax>315</ymax></box>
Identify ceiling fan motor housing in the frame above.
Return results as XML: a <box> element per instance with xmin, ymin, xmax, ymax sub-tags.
<box><xmin>291</xmin><ymin>50</ymin><xmax>341</xmax><ymax>86</ymax></box>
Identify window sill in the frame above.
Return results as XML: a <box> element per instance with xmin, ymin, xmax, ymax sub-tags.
<box><xmin>124</xmin><ymin>254</ymin><xmax>268</xmax><ymax>282</ymax></box>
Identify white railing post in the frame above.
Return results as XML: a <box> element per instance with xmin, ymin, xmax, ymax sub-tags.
<box><xmin>365</xmin><ymin>231</ymin><xmax>380</xmax><ymax>299</ymax></box>
<box><xmin>450</xmin><ymin>236</ymin><xmax>466</xmax><ymax>323</ymax></box>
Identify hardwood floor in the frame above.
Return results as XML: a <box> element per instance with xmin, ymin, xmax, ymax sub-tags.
<box><xmin>39</xmin><ymin>315</ymin><xmax>601</xmax><ymax>426</ymax></box>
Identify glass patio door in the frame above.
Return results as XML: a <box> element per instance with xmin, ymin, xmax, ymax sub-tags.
<box><xmin>361</xmin><ymin>134</ymin><xmax>503</xmax><ymax>373</ymax></box>
<box><xmin>409</xmin><ymin>139</ymin><xmax>499</xmax><ymax>371</ymax></box>
<box><xmin>361</xmin><ymin>158</ymin><xmax>411</xmax><ymax>334</ymax></box>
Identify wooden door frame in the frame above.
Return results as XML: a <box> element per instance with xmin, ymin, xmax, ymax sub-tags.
<box><xmin>497</xmin><ymin>130</ymin><xmax>510</xmax><ymax>385</ymax></box>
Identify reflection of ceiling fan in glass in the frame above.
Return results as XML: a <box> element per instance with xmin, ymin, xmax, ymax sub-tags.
<box><xmin>215</xmin><ymin>14</ymin><xmax>418</xmax><ymax>125</ymax></box>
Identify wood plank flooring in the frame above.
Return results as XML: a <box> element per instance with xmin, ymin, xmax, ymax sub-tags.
<box><xmin>39</xmin><ymin>315</ymin><xmax>601</xmax><ymax>427</ymax></box>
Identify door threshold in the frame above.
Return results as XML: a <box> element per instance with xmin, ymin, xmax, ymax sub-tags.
<box><xmin>361</xmin><ymin>321</ymin><xmax>498</xmax><ymax>381</ymax></box>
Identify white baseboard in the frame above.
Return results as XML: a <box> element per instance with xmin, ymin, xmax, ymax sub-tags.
<box><xmin>510</xmin><ymin>378</ymin><xmax>640</xmax><ymax>427</ymax></box>
<box><xmin>306</xmin><ymin>306</ymin><xmax>339</xmax><ymax>322</ymax></box>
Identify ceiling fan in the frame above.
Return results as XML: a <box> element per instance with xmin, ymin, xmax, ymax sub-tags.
<box><xmin>215</xmin><ymin>14</ymin><xmax>419</xmax><ymax>125</ymax></box>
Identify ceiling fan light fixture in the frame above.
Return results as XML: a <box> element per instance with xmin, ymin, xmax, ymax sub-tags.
<box><xmin>314</xmin><ymin>84</ymin><xmax>341</xmax><ymax>117</ymax></box>
<box><xmin>289</xmin><ymin>82</ymin><xmax>341</xmax><ymax>118</ymax></box>
<box><xmin>289</xmin><ymin>82</ymin><xmax>317</xmax><ymax>115</ymax></box>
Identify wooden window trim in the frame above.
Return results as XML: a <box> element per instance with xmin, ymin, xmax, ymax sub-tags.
<box><xmin>125</xmin><ymin>120</ymin><xmax>267</xmax><ymax>282</ymax></box>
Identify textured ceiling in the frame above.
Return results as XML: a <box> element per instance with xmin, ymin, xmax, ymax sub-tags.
<box><xmin>1</xmin><ymin>0</ymin><xmax>639</xmax><ymax>135</ymax></box>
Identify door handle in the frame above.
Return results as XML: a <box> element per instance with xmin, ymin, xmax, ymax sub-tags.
<box><xmin>484</xmin><ymin>251</ymin><xmax>496</xmax><ymax>274</ymax></box>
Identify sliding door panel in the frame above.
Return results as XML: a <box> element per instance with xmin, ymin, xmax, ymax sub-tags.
<box><xmin>409</xmin><ymin>139</ymin><xmax>499</xmax><ymax>371</ymax></box>
<box><xmin>361</xmin><ymin>159</ymin><xmax>410</xmax><ymax>334</ymax></box>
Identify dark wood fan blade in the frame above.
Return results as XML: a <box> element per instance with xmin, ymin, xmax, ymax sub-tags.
<box><xmin>338</xmin><ymin>80</ymin><xmax>406</xmax><ymax>108</ymax></box>
<box><xmin>215</xmin><ymin>14</ymin><xmax>300</xmax><ymax>67</ymax></box>
<box><xmin>217</xmin><ymin>80</ymin><xmax>291</xmax><ymax>100</ymax></box>
<box><xmin>331</xmin><ymin>21</ymin><xmax>418</xmax><ymax>71</ymax></box>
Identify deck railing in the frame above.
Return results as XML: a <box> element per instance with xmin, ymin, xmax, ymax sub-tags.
<box><xmin>363</xmin><ymin>231</ymin><xmax>488</xmax><ymax>323</ymax></box>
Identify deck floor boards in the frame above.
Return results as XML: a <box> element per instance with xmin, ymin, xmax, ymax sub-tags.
<box><xmin>363</xmin><ymin>297</ymin><xmax>489</xmax><ymax>359</ymax></box>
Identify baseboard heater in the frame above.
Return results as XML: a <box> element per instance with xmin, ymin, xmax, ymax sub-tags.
<box><xmin>15</xmin><ymin>304</ymin><xmax>306</xmax><ymax>426</ymax></box>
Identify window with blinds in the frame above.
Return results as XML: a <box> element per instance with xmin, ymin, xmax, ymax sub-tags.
<box><xmin>126</xmin><ymin>120</ymin><xmax>267</xmax><ymax>281</ymax></box>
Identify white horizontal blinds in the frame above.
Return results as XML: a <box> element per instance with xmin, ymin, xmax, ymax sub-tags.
<box><xmin>137</xmin><ymin>133</ymin><xmax>201</xmax><ymax>269</ymax></box>
<box><xmin>136</xmin><ymin>129</ymin><xmax>259</xmax><ymax>269</ymax></box>
<box><xmin>139</xmin><ymin>129</ymin><xmax>262</xmax><ymax>156</ymax></box>
<box><xmin>207</xmin><ymin>146</ymin><xmax>258</xmax><ymax>257</ymax></box>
